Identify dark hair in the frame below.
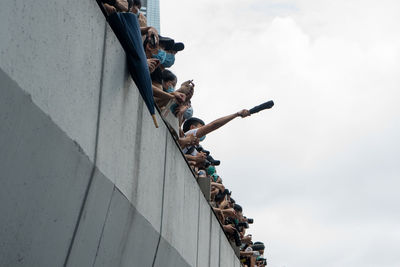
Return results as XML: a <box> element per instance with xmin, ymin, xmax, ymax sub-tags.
<box><xmin>230</xmin><ymin>197</ymin><xmax>235</xmax><ymax>204</ymax></box>
<box><xmin>162</xmin><ymin>69</ymin><xmax>177</xmax><ymax>83</ymax></box>
<box><xmin>151</xmin><ymin>67</ymin><xmax>162</xmax><ymax>85</ymax></box>
<box><xmin>143</xmin><ymin>34</ymin><xmax>157</xmax><ymax>51</ymax></box>
<box><xmin>182</xmin><ymin>117</ymin><xmax>205</xmax><ymax>133</ymax></box>
<box><xmin>101</xmin><ymin>0</ymin><xmax>116</xmax><ymax>4</ymax></box>
<box><xmin>214</xmin><ymin>192</ymin><xmax>225</xmax><ymax>203</ymax></box>
<box><xmin>233</xmin><ymin>204</ymin><xmax>242</xmax><ymax>213</ymax></box>
<box><xmin>252</xmin><ymin>243</ymin><xmax>265</xmax><ymax>251</ymax></box>
<box><xmin>127</xmin><ymin>0</ymin><xmax>141</xmax><ymax>9</ymax></box>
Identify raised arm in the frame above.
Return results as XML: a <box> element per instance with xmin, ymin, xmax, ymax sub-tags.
<box><xmin>152</xmin><ymin>84</ymin><xmax>185</xmax><ymax>103</ymax></box>
<box><xmin>196</xmin><ymin>109</ymin><xmax>250</xmax><ymax>138</ymax></box>
<box><xmin>140</xmin><ymin>26</ymin><xmax>158</xmax><ymax>37</ymax></box>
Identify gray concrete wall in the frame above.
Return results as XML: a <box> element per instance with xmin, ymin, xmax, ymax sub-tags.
<box><xmin>0</xmin><ymin>1</ymin><xmax>240</xmax><ymax>266</ymax></box>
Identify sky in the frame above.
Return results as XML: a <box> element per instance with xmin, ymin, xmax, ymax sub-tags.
<box><xmin>160</xmin><ymin>1</ymin><xmax>400</xmax><ymax>266</ymax></box>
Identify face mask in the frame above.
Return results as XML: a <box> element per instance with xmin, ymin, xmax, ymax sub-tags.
<box><xmin>152</xmin><ymin>49</ymin><xmax>167</xmax><ymax>64</ymax></box>
<box><xmin>166</xmin><ymin>85</ymin><xmax>174</xmax><ymax>93</ymax></box>
<box><xmin>183</xmin><ymin>106</ymin><xmax>193</xmax><ymax>120</ymax></box>
<box><xmin>162</xmin><ymin>53</ymin><xmax>175</xmax><ymax>68</ymax></box>
<box><xmin>199</xmin><ymin>135</ymin><xmax>206</xmax><ymax>142</ymax></box>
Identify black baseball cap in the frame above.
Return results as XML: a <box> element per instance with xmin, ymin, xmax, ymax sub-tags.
<box><xmin>158</xmin><ymin>35</ymin><xmax>185</xmax><ymax>52</ymax></box>
<box><xmin>158</xmin><ymin>35</ymin><xmax>174</xmax><ymax>50</ymax></box>
<box><xmin>183</xmin><ymin>117</ymin><xmax>205</xmax><ymax>133</ymax></box>
<box><xmin>173</xmin><ymin>42</ymin><xmax>184</xmax><ymax>52</ymax></box>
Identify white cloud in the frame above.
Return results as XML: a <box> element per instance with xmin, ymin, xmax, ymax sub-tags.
<box><xmin>161</xmin><ymin>0</ymin><xmax>400</xmax><ymax>266</ymax></box>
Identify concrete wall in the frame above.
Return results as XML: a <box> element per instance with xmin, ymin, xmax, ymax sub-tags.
<box><xmin>0</xmin><ymin>0</ymin><xmax>240</xmax><ymax>266</ymax></box>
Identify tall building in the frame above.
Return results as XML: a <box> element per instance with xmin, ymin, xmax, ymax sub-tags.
<box><xmin>141</xmin><ymin>0</ymin><xmax>160</xmax><ymax>33</ymax></box>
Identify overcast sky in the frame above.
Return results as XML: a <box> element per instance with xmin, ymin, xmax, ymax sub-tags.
<box><xmin>160</xmin><ymin>1</ymin><xmax>400</xmax><ymax>266</ymax></box>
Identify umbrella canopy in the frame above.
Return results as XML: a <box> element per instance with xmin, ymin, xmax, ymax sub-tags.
<box><xmin>107</xmin><ymin>12</ymin><xmax>158</xmax><ymax>127</ymax></box>
<box><xmin>249</xmin><ymin>100</ymin><xmax>274</xmax><ymax>114</ymax></box>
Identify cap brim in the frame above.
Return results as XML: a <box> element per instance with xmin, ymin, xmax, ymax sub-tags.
<box><xmin>173</xmin><ymin>42</ymin><xmax>185</xmax><ymax>52</ymax></box>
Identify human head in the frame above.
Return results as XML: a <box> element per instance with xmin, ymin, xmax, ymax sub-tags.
<box><xmin>214</xmin><ymin>191</ymin><xmax>225</xmax><ymax>204</ymax></box>
<box><xmin>207</xmin><ymin>165</ymin><xmax>216</xmax><ymax>175</ymax></box>
<box><xmin>154</xmin><ymin>37</ymin><xmax>173</xmax><ymax>67</ymax></box>
<box><xmin>143</xmin><ymin>34</ymin><xmax>159</xmax><ymax>58</ymax></box>
<box><xmin>229</xmin><ymin>197</ymin><xmax>235</xmax><ymax>208</ymax></box>
<box><xmin>210</xmin><ymin>173</ymin><xmax>219</xmax><ymax>182</ymax></box>
<box><xmin>159</xmin><ymin>36</ymin><xmax>185</xmax><ymax>54</ymax></box>
<box><xmin>233</xmin><ymin>203</ymin><xmax>244</xmax><ymax>220</ymax></box>
<box><xmin>130</xmin><ymin>0</ymin><xmax>141</xmax><ymax>13</ymax></box>
<box><xmin>252</xmin><ymin>242</ymin><xmax>265</xmax><ymax>255</ymax></box>
<box><xmin>158</xmin><ymin>37</ymin><xmax>184</xmax><ymax>68</ymax></box>
<box><xmin>182</xmin><ymin>117</ymin><xmax>205</xmax><ymax>133</ymax></box>
<box><xmin>162</xmin><ymin>69</ymin><xmax>177</xmax><ymax>91</ymax></box>
<box><xmin>256</xmin><ymin>257</ymin><xmax>267</xmax><ymax>267</ymax></box>
<box><xmin>233</xmin><ymin>203</ymin><xmax>242</xmax><ymax>213</ymax></box>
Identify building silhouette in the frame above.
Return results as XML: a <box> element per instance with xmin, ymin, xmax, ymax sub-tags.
<box><xmin>141</xmin><ymin>0</ymin><xmax>160</xmax><ymax>33</ymax></box>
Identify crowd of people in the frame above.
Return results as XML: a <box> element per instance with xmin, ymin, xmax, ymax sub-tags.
<box><xmin>100</xmin><ymin>0</ymin><xmax>268</xmax><ymax>266</ymax></box>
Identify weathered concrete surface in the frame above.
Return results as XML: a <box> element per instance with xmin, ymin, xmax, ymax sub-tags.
<box><xmin>182</xmin><ymin>164</ymin><xmax>200</xmax><ymax>266</ymax></box>
<box><xmin>95</xmin><ymin>25</ymin><xmax>166</xmax><ymax>232</ymax></box>
<box><xmin>0</xmin><ymin>68</ymin><xmax>93</xmax><ymax>267</ymax></box>
<box><xmin>220</xmin><ymin>231</ymin><xmax>237</xmax><ymax>267</ymax></box>
<box><xmin>209</xmin><ymin>215</ymin><xmax>222</xmax><ymax>267</ymax></box>
<box><xmin>131</xmin><ymin>107</ymin><xmax>167</xmax><ymax>231</ymax></box>
<box><xmin>0</xmin><ymin>0</ymin><xmax>241</xmax><ymax>266</ymax></box>
<box><xmin>92</xmin><ymin>187</ymin><xmax>160</xmax><ymax>267</ymax></box>
<box><xmin>95</xmin><ymin>25</ymin><xmax>141</xmax><ymax>191</ymax></box>
<box><xmin>162</xmin><ymin>135</ymin><xmax>195</xmax><ymax>258</ymax></box>
<box><xmin>153</xmin><ymin>237</ymin><xmax>191</xmax><ymax>267</ymax></box>
<box><xmin>197</xmin><ymin>196</ymin><xmax>212</xmax><ymax>267</ymax></box>
<box><xmin>0</xmin><ymin>0</ymin><xmax>105</xmax><ymax>161</ymax></box>
<box><xmin>66</xmin><ymin>170</ymin><xmax>115</xmax><ymax>267</ymax></box>
<box><xmin>234</xmin><ymin>254</ymin><xmax>242</xmax><ymax>267</ymax></box>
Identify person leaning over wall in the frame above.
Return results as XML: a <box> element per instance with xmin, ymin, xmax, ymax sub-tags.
<box><xmin>149</xmin><ymin>37</ymin><xmax>186</xmax><ymax>108</ymax></box>
<box><xmin>161</xmin><ymin>70</ymin><xmax>195</xmax><ymax>128</ymax></box>
<box><xmin>141</xmin><ymin>35</ymin><xmax>186</xmax><ymax>107</ymax></box>
<box><xmin>182</xmin><ymin>109</ymin><xmax>251</xmax><ymax>143</ymax></box>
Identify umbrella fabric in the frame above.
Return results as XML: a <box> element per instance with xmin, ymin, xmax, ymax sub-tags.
<box><xmin>249</xmin><ymin>100</ymin><xmax>274</xmax><ymax>114</ymax></box>
<box><xmin>107</xmin><ymin>12</ymin><xmax>157</xmax><ymax>121</ymax></box>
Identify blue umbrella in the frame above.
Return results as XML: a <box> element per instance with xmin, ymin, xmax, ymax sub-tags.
<box><xmin>107</xmin><ymin>12</ymin><xmax>158</xmax><ymax>127</ymax></box>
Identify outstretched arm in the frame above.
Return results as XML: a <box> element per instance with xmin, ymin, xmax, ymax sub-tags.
<box><xmin>196</xmin><ymin>109</ymin><xmax>250</xmax><ymax>138</ymax></box>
